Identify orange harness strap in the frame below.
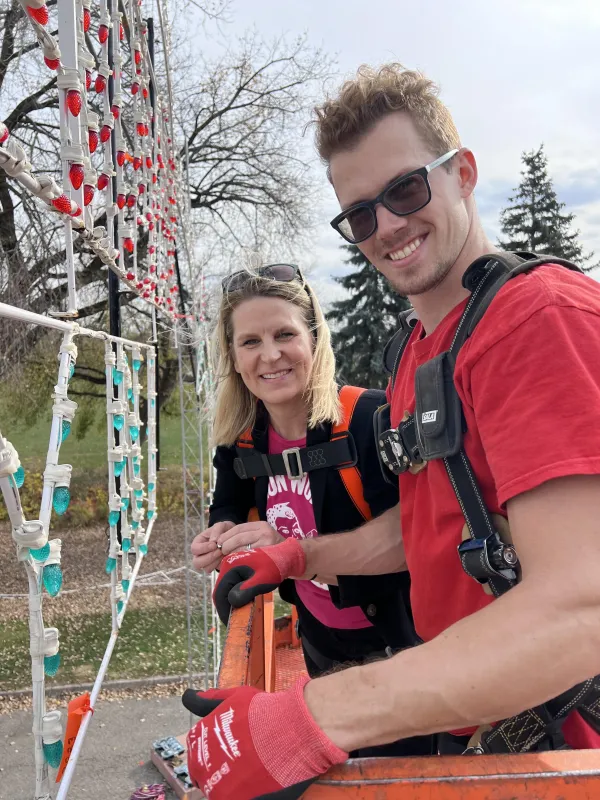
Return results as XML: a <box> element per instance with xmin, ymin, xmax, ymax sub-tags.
<box><xmin>332</xmin><ymin>385</ymin><xmax>372</xmax><ymax>521</ymax></box>
<box><xmin>235</xmin><ymin>386</ymin><xmax>372</xmax><ymax>521</ymax></box>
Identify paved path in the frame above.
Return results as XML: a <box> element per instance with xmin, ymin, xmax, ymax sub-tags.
<box><xmin>0</xmin><ymin>695</ymin><xmax>193</xmax><ymax>800</ymax></box>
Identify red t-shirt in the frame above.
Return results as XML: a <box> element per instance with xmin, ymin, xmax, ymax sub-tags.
<box><xmin>389</xmin><ymin>263</ymin><xmax>600</xmax><ymax>748</ymax></box>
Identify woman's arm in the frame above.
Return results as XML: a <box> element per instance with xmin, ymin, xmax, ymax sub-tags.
<box><xmin>209</xmin><ymin>445</ymin><xmax>255</xmax><ymax>526</ymax></box>
<box><xmin>191</xmin><ymin>445</ymin><xmax>256</xmax><ymax>572</ymax></box>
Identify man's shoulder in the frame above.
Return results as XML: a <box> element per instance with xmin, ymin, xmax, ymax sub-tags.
<box><xmin>461</xmin><ymin>263</ymin><xmax>600</xmax><ymax>364</ymax></box>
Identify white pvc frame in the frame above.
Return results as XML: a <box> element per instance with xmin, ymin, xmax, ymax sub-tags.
<box><xmin>0</xmin><ymin>302</ymin><xmax>157</xmax><ymax>800</ymax></box>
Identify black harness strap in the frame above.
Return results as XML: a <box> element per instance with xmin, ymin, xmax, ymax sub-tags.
<box><xmin>233</xmin><ymin>434</ymin><xmax>357</xmax><ymax>481</ymax></box>
<box><xmin>467</xmin><ymin>676</ymin><xmax>600</xmax><ymax>754</ymax></box>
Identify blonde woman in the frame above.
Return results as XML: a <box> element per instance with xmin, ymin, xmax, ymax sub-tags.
<box><xmin>189</xmin><ymin>263</ymin><xmax>431</xmax><ymax>758</ymax></box>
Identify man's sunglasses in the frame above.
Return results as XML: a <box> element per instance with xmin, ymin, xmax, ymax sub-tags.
<box><xmin>222</xmin><ymin>264</ymin><xmax>302</xmax><ymax>293</ymax></box>
<box><xmin>330</xmin><ymin>149</ymin><xmax>459</xmax><ymax>244</ymax></box>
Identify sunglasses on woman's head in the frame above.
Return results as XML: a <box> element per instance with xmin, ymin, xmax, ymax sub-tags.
<box><xmin>330</xmin><ymin>149</ymin><xmax>459</xmax><ymax>244</ymax></box>
<box><xmin>221</xmin><ymin>264</ymin><xmax>301</xmax><ymax>293</ymax></box>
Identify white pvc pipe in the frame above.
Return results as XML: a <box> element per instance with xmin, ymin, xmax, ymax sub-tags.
<box><xmin>40</xmin><ymin>330</ymin><xmax>74</xmax><ymax>532</ymax></box>
<box><xmin>0</xmin><ymin>303</ymin><xmax>155</xmax><ymax>349</ymax></box>
<box><xmin>0</xmin><ymin>443</ymin><xmax>51</xmax><ymax>799</ymax></box>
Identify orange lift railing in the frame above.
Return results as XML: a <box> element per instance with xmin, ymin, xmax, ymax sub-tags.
<box><xmin>218</xmin><ymin>595</ymin><xmax>600</xmax><ymax>799</ymax></box>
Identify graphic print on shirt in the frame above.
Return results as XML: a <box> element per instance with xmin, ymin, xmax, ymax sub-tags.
<box><xmin>266</xmin><ymin>502</ymin><xmax>315</xmax><ymax>539</ymax></box>
<box><xmin>266</xmin><ymin>475</ymin><xmax>317</xmax><ymax>539</ymax></box>
<box><xmin>266</xmin><ymin>474</ymin><xmax>322</xmax><ymax>585</ymax></box>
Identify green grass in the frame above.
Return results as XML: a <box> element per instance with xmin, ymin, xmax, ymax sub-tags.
<box><xmin>0</xmin><ymin>595</ymin><xmax>294</xmax><ymax>690</ymax></box>
<box><xmin>0</xmin><ymin>606</ymin><xmax>197</xmax><ymax>690</ymax></box>
<box><xmin>2</xmin><ymin>412</ymin><xmax>184</xmax><ymax>472</ymax></box>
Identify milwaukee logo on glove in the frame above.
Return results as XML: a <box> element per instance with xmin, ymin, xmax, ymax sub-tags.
<box><xmin>215</xmin><ymin>707</ymin><xmax>241</xmax><ymax>760</ymax></box>
<box><xmin>225</xmin><ymin>551</ymin><xmax>255</xmax><ymax>564</ymax></box>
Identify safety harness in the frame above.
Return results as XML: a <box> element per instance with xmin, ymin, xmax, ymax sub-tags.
<box><xmin>377</xmin><ymin>251</ymin><xmax>600</xmax><ymax>753</ymax></box>
<box><xmin>234</xmin><ymin>385</ymin><xmax>372</xmax><ymax>521</ymax></box>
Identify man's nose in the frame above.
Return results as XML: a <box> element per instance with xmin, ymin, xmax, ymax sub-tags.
<box><xmin>375</xmin><ymin>204</ymin><xmax>409</xmax><ymax>242</ymax></box>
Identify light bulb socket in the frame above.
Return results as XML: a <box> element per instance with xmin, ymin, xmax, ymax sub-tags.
<box><xmin>42</xmin><ymin>710</ymin><xmax>62</xmax><ymax>745</ymax></box>
<box><xmin>44</xmin><ymin>463</ymin><xmax>72</xmax><ymax>489</ymax></box>
<box><xmin>52</xmin><ymin>396</ymin><xmax>78</xmax><ymax>422</ymax></box>
<box><xmin>0</xmin><ymin>437</ymin><xmax>20</xmax><ymax>479</ymax></box>
<box><xmin>44</xmin><ymin>538</ymin><xmax>62</xmax><ymax>567</ymax></box>
<box><xmin>13</xmin><ymin>519</ymin><xmax>47</xmax><ymax>550</ymax></box>
<box><xmin>107</xmin><ymin>446</ymin><xmax>125</xmax><ymax>463</ymax></box>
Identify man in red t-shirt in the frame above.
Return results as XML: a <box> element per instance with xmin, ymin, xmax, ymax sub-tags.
<box><xmin>183</xmin><ymin>65</ymin><xmax>600</xmax><ymax>799</ymax></box>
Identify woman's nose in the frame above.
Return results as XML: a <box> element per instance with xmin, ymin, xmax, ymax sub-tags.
<box><xmin>261</xmin><ymin>339</ymin><xmax>282</xmax><ymax>361</ymax></box>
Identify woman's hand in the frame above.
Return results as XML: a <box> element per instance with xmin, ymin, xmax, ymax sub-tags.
<box><xmin>191</xmin><ymin>521</ymin><xmax>235</xmax><ymax>573</ymax></box>
<box><xmin>218</xmin><ymin>521</ymin><xmax>285</xmax><ymax>556</ymax></box>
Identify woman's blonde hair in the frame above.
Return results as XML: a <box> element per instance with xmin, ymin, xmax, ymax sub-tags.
<box><xmin>211</xmin><ymin>269</ymin><xmax>341</xmax><ymax>446</ymax></box>
<box><xmin>313</xmin><ymin>63</ymin><xmax>461</xmax><ymax>167</ymax></box>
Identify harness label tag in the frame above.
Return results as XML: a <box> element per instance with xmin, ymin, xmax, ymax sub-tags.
<box><xmin>421</xmin><ymin>410</ymin><xmax>438</xmax><ymax>424</ymax></box>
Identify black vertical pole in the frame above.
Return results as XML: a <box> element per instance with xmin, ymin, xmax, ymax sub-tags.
<box><xmin>173</xmin><ymin>249</ymin><xmax>197</xmax><ymax>385</ymax></box>
<box><xmin>107</xmin><ymin>19</ymin><xmax>121</xmax><ymax>540</ymax></box>
<box><xmin>147</xmin><ymin>17</ymin><xmax>160</xmax><ymax>470</ymax></box>
<box><xmin>107</xmin><ymin>25</ymin><xmax>121</xmax><ymax>339</ymax></box>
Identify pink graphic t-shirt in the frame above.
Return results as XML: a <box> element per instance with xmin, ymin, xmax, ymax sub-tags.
<box><xmin>266</xmin><ymin>426</ymin><xmax>371</xmax><ymax>630</ymax></box>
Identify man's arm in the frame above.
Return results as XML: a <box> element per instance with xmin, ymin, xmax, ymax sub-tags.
<box><xmin>294</xmin><ymin>504</ymin><xmax>406</xmax><ymax>579</ymax></box>
<box><xmin>305</xmin><ymin>475</ymin><xmax>600</xmax><ymax>751</ymax></box>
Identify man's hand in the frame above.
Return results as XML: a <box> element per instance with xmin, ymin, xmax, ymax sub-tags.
<box><xmin>191</xmin><ymin>521</ymin><xmax>235</xmax><ymax>573</ymax></box>
<box><xmin>182</xmin><ymin>678</ymin><xmax>347</xmax><ymax>800</ymax></box>
<box><xmin>213</xmin><ymin>538</ymin><xmax>306</xmax><ymax>625</ymax></box>
<box><xmin>218</xmin><ymin>521</ymin><xmax>284</xmax><ymax>555</ymax></box>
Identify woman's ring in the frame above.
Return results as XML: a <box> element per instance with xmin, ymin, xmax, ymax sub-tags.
<box><xmin>216</xmin><ymin>543</ymin><xmax>222</xmax><ymax>550</ymax></box>
<box><xmin>245</xmin><ymin>544</ymin><xmax>252</xmax><ymax>551</ymax></box>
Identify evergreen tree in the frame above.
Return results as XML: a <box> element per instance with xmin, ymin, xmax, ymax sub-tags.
<box><xmin>327</xmin><ymin>245</ymin><xmax>411</xmax><ymax>389</ymax></box>
<box><xmin>498</xmin><ymin>145</ymin><xmax>595</xmax><ymax>268</ymax></box>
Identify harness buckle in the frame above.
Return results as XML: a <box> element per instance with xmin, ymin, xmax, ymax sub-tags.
<box><xmin>282</xmin><ymin>447</ymin><xmax>304</xmax><ymax>480</ymax></box>
<box><xmin>458</xmin><ymin>531</ymin><xmax>519</xmax><ymax>588</ymax></box>
<box><xmin>377</xmin><ymin>428</ymin><xmax>411</xmax><ymax>475</ymax></box>
<box><xmin>232</xmin><ymin>457</ymin><xmax>248</xmax><ymax>480</ymax></box>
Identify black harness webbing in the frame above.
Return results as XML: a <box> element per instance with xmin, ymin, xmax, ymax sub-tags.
<box><xmin>233</xmin><ymin>434</ymin><xmax>356</xmax><ymax>481</ymax></box>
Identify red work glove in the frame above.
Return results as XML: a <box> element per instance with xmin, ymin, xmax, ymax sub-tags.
<box><xmin>213</xmin><ymin>538</ymin><xmax>306</xmax><ymax>625</ymax></box>
<box><xmin>182</xmin><ymin>677</ymin><xmax>347</xmax><ymax>800</ymax></box>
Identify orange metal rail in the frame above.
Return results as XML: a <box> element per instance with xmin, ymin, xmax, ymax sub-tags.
<box><xmin>218</xmin><ymin>597</ymin><xmax>600</xmax><ymax>799</ymax></box>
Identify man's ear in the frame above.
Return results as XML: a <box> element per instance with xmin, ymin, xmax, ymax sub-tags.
<box><xmin>456</xmin><ymin>147</ymin><xmax>478</xmax><ymax>199</ymax></box>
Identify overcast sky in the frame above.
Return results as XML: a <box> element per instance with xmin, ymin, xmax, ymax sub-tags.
<box><xmin>199</xmin><ymin>0</ymin><xmax>600</xmax><ymax>298</ymax></box>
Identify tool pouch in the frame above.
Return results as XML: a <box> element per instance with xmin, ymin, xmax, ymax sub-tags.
<box><xmin>414</xmin><ymin>351</ymin><xmax>463</xmax><ymax>460</ymax></box>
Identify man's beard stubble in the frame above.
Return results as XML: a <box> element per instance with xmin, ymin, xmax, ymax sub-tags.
<box><xmin>386</xmin><ymin>256</ymin><xmax>455</xmax><ymax>298</ymax></box>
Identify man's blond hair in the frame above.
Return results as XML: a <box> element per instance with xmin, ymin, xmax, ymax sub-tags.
<box><xmin>314</xmin><ymin>63</ymin><xmax>461</xmax><ymax>165</ymax></box>
<box><xmin>211</xmin><ymin>270</ymin><xmax>341</xmax><ymax>447</ymax></box>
